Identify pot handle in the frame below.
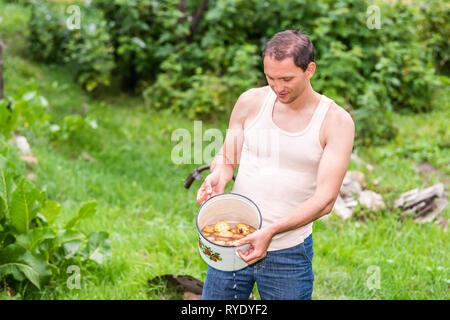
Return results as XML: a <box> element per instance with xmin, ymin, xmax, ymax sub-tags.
<box><xmin>235</xmin><ymin>243</ymin><xmax>251</xmax><ymax>260</ymax></box>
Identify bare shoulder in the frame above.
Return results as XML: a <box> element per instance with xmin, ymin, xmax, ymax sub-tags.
<box><xmin>238</xmin><ymin>85</ymin><xmax>270</xmax><ymax>104</ymax></box>
<box><xmin>230</xmin><ymin>86</ymin><xmax>270</xmax><ymax>129</ymax></box>
<box><xmin>323</xmin><ymin>101</ymin><xmax>355</xmax><ymax>144</ymax></box>
<box><xmin>327</xmin><ymin>102</ymin><xmax>354</xmax><ymax>131</ymax></box>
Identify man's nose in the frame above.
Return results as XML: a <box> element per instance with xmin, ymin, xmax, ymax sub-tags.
<box><xmin>271</xmin><ymin>81</ymin><xmax>283</xmax><ymax>93</ymax></box>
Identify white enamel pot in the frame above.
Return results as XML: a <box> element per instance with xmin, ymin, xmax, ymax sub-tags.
<box><xmin>196</xmin><ymin>193</ymin><xmax>262</xmax><ymax>272</ymax></box>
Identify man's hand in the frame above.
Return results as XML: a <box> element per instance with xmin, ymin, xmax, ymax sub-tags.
<box><xmin>196</xmin><ymin>170</ymin><xmax>227</xmax><ymax>204</ymax></box>
<box><xmin>233</xmin><ymin>228</ymin><xmax>273</xmax><ymax>265</ymax></box>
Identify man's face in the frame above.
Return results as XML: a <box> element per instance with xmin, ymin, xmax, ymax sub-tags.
<box><xmin>263</xmin><ymin>55</ymin><xmax>315</xmax><ymax>104</ymax></box>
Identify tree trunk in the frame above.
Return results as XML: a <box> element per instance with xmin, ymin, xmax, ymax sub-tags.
<box><xmin>178</xmin><ymin>0</ymin><xmax>187</xmax><ymax>25</ymax></box>
<box><xmin>188</xmin><ymin>0</ymin><xmax>208</xmax><ymax>41</ymax></box>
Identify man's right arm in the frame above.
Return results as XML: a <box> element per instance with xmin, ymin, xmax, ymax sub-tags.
<box><xmin>196</xmin><ymin>89</ymin><xmax>255</xmax><ymax>203</ymax></box>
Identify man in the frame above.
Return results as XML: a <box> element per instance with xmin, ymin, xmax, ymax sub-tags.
<box><xmin>196</xmin><ymin>29</ymin><xmax>355</xmax><ymax>300</ymax></box>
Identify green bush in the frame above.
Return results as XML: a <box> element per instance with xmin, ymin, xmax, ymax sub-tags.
<box><xmin>28</xmin><ymin>3</ymin><xmax>70</xmax><ymax>63</ymax></box>
<box><xmin>143</xmin><ymin>42</ymin><xmax>261</xmax><ymax>119</ymax></box>
<box><xmin>95</xmin><ymin>0</ymin><xmax>186</xmax><ymax>90</ymax></box>
<box><xmin>64</xmin><ymin>20</ymin><xmax>115</xmax><ymax>92</ymax></box>
<box><xmin>307</xmin><ymin>0</ymin><xmax>442</xmax><ymax>143</ymax></box>
<box><xmin>26</xmin><ymin>0</ymin><xmax>448</xmax><ymax>146</ymax></box>
<box><xmin>415</xmin><ymin>0</ymin><xmax>450</xmax><ymax>75</ymax></box>
<box><xmin>28</xmin><ymin>2</ymin><xmax>114</xmax><ymax>92</ymax></box>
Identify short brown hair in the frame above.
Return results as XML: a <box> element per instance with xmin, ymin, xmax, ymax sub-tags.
<box><xmin>262</xmin><ymin>29</ymin><xmax>314</xmax><ymax>72</ymax></box>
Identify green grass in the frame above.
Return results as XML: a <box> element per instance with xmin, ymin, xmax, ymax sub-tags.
<box><xmin>0</xmin><ymin>2</ymin><xmax>449</xmax><ymax>300</ymax></box>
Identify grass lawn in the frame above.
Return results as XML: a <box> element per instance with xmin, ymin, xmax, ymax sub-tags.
<box><xmin>0</xmin><ymin>2</ymin><xmax>448</xmax><ymax>300</ymax></box>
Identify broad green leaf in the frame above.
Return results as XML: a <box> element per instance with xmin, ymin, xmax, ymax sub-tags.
<box><xmin>0</xmin><ymin>196</ymin><xmax>5</xmax><ymax>221</ymax></box>
<box><xmin>54</xmin><ymin>230</ymin><xmax>86</xmax><ymax>262</ymax></box>
<box><xmin>9</xmin><ymin>178</ymin><xmax>42</xmax><ymax>234</ymax></box>
<box><xmin>57</xmin><ymin>229</ymin><xmax>86</xmax><ymax>245</ymax></box>
<box><xmin>84</xmin><ymin>231</ymin><xmax>111</xmax><ymax>264</ymax></box>
<box><xmin>65</xmin><ymin>201</ymin><xmax>97</xmax><ymax>229</ymax></box>
<box><xmin>0</xmin><ymin>139</ymin><xmax>8</xmax><ymax>156</ymax></box>
<box><xmin>0</xmin><ymin>155</ymin><xmax>18</xmax><ymax>219</ymax></box>
<box><xmin>0</xmin><ymin>244</ymin><xmax>51</xmax><ymax>289</ymax></box>
<box><xmin>0</xmin><ymin>99</ymin><xmax>18</xmax><ymax>138</ymax></box>
<box><xmin>16</xmin><ymin>228</ymin><xmax>56</xmax><ymax>251</ymax></box>
<box><xmin>39</xmin><ymin>200</ymin><xmax>61</xmax><ymax>225</ymax></box>
<box><xmin>62</xmin><ymin>241</ymin><xmax>82</xmax><ymax>259</ymax></box>
<box><xmin>39</xmin><ymin>238</ymin><xmax>57</xmax><ymax>259</ymax></box>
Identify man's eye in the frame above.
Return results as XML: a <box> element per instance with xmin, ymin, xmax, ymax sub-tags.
<box><xmin>283</xmin><ymin>78</ymin><xmax>292</xmax><ymax>82</ymax></box>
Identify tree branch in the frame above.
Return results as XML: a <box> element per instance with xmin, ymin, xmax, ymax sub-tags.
<box><xmin>178</xmin><ymin>0</ymin><xmax>188</xmax><ymax>25</ymax></box>
<box><xmin>188</xmin><ymin>0</ymin><xmax>208</xmax><ymax>40</ymax></box>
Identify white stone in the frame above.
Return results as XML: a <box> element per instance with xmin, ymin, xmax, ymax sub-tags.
<box><xmin>11</xmin><ymin>135</ymin><xmax>32</xmax><ymax>155</ymax></box>
<box><xmin>359</xmin><ymin>190</ymin><xmax>386</xmax><ymax>211</ymax></box>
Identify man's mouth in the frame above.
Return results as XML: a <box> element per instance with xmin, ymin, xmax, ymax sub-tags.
<box><xmin>277</xmin><ymin>92</ymin><xmax>288</xmax><ymax>98</ymax></box>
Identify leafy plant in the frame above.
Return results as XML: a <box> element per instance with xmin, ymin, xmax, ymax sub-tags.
<box><xmin>352</xmin><ymin>82</ymin><xmax>398</xmax><ymax>147</ymax></box>
<box><xmin>0</xmin><ymin>99</ymin><xmax>17</xmax><ymax>138</ymax></box>
<box><xmin>0</xmin><ymin>138</ymin><xmax>110</xmax><ymax>296</ymax></box>
<box><xmin>0</xmin><ymin>83</ymin><xmax>49</xmax><ymax>139</ymax></box>
<box><xmin>48</xmin><ymin>114</ymin><xmax>99</xmax><ymax>151</ymax></box>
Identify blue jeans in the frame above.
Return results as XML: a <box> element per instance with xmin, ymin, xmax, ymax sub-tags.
<box><xmin>202</xmin><ymin>233</ymin><xmax>314</xmax><ymax>300</ymax></box>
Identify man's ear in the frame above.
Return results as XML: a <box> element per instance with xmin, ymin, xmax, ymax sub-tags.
<box><xmin>306</xmin><ymin>62</ymin><xmax>316</xmax><ymax>80</ymax></box>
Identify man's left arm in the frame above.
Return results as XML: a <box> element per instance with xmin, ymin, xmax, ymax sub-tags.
<box><xmin>235</xmin><ymin>108</ymin><xmax>355</xmax><ymax>264</ymax></box>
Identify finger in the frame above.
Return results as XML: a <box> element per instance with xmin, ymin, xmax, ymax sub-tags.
<box><xmin>197</xmin><ymin>192</ymin><xmax>209</xmax><ymax>204</ymax></box>
<box><xmin>196</xmin><ymin>190</ymin><xmax>205</xmax><ymax>204</ymax></box>
<box><xmin>246</xmin><ymin>250</ymin><xmax>266</xmax><ymax>265</ymax></box>
<box><xmin>236</xmin><ymin>247</ymin><xmax>253</xmax><ymax>258</ymax></box>
<box><xmin>204</xmin><ymin>179</ymin><xmax>212</xmax><ymax>191</ymax></box>
<box><xmin>202</xmin><ymin>182</ymin><xmax>213</xmax><ymax>198</ymax></box>
<box><xmin>237</xmin><ymin>247</ymin><xmax>254</xmax><ymax>259</ymax></box>
<box><xmin>233</xmin><ymin>235</ymin><xmax>252</xmax><ymax>247</ymax></box>
<box><xmin>197</xmin><ymin>194</ymin><xmax>211</xmax><ymax>204</ymax></box>
<box><xmin>236</xmin><ymin>249</ymin><xmax>249</xmax><ymax>261</ymax></box>
<box><xmin>197</xmin><ymin>181</ymin><xmax>212</xmax><ymax>203</ymax></box>
<box><xmin>233</xmin><ymin>240</ymin><xmax>245</xmax><ymax>247</ymax></box>
<box><xmin>238</xmin><ymin>250</ymin><xmax>261</xmax><ymax>264</ymax></box>
<box><xmin>246</xmin><ymin>257</ymin><xmax>263</xmax><ymax>265</ymax></box>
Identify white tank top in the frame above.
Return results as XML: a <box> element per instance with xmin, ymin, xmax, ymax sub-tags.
<box><xmin>231</xmin><ymin>87</ymin><xmax>333</xmax><ymax>251</ymax></box>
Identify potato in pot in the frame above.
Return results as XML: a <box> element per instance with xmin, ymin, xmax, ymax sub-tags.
<box><xmin>213</xmin><ymin>220</ymin><xmax>231</xmax><ymax>233</ymax></box>
<box><xmin>201</xmin><ymin>221</ymin><xmax>256</xmax><ymax>246</ymax></box>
